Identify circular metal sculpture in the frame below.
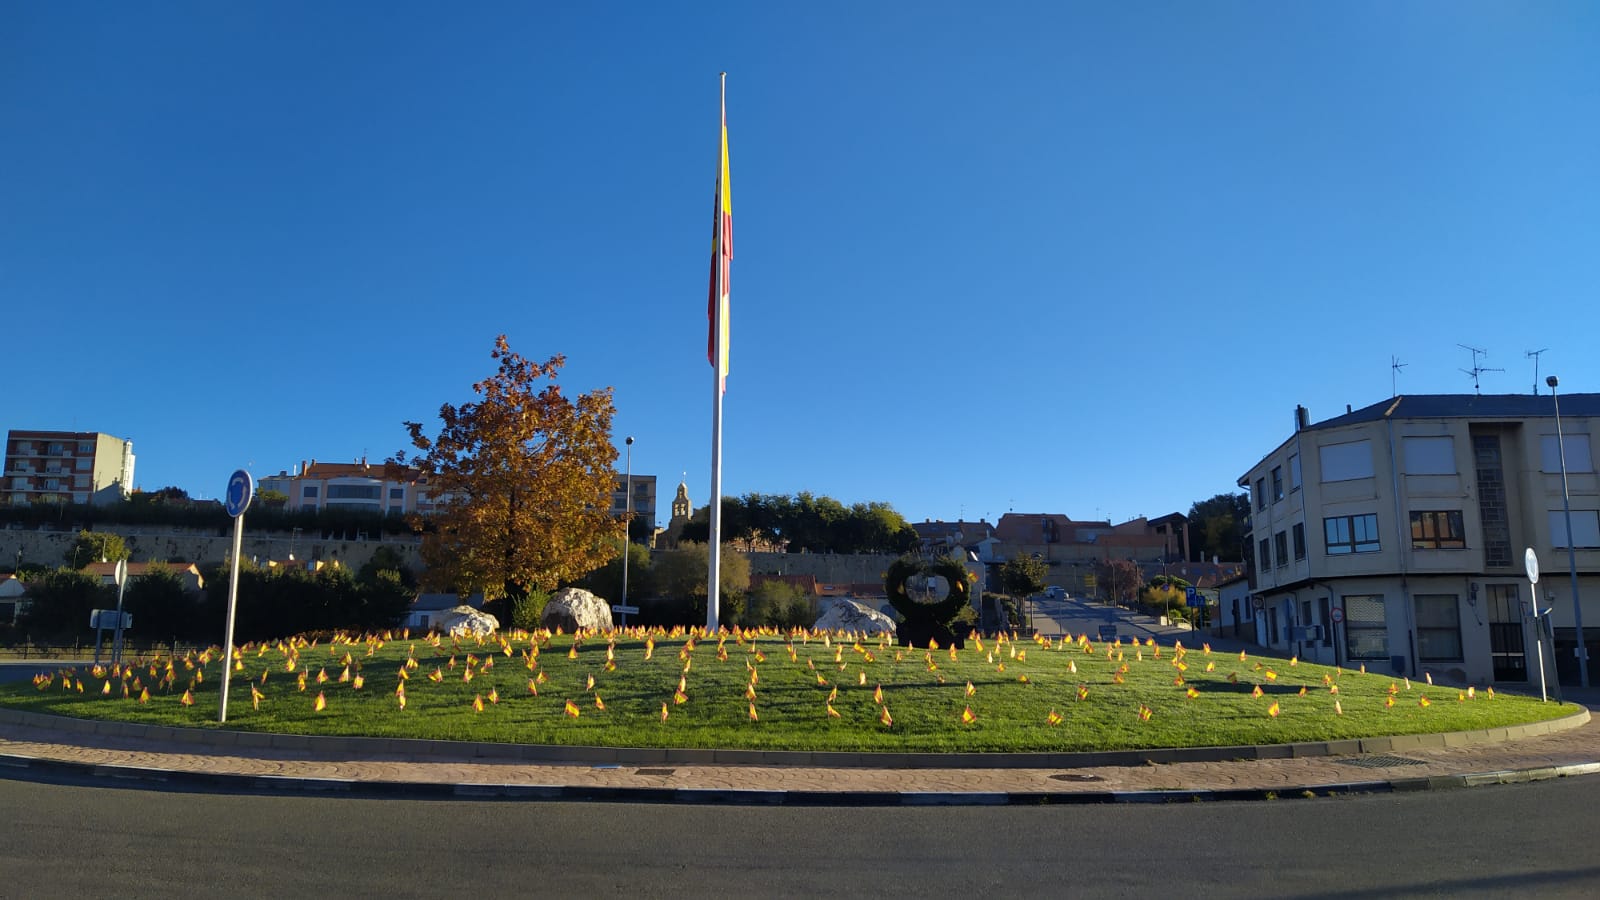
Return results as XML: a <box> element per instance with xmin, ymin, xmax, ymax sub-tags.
<box><xmin>884</xmin><ymin>555</ymin><xmax>973</xmax><ymax>649</ymax></box>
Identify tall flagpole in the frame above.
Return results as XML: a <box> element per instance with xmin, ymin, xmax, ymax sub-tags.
<box><xmin>706</xmin><ymin>72</ymin><xmax>728</xmax><ymax>633</ymax></box>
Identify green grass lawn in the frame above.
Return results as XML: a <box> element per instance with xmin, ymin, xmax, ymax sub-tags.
<box><xmin>0</xmin><ymin>628</ymin><xmax>1579</xmax><ymax>753</ymax></box>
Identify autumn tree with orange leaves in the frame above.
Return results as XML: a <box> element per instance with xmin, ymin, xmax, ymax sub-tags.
<box><xmin>392</xmin><ymin>336</ymin><xmax>619</xmax><ymax>612</ymax></box>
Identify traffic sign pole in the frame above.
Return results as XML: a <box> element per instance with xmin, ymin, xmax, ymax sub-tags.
<box><xmin>1526</xmin><ymin>547</ymin><xmax>1548</xmax><ymax>703</ymax></box>
<box><xmin>112</xmin><ymin>558</ymin><xmax>129</xmax><ymax>665</ymax></box>
<box><xmin>219</xmin><ymin>470</ymin><xmax>253</xmax><ymax>723</ymax></box>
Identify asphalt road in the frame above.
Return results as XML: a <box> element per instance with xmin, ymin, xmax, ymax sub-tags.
<box><xmin>5</xmin><ymin>775</ymin><xmax>1598</xmax><ymax>898</ymax></box>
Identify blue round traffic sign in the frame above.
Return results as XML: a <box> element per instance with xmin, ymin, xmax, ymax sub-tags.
<box><xmin>225</xmin><ymin>469</ymin><xmax>254</xmax><ymax>517</ymax></box>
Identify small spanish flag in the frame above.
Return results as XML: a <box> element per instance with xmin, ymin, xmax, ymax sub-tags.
<box><xmin>565</xmin><ymin>698</ymin><xmax>581</xmax><ymax>718</ymax></box>
<box><xmin>748</xmin><ymin>702</ymin><xmax>759</xmax><ymax>722</ymax></box>
<box><xmin>180</xmin><ymin>689</ymin><xmax>194</xmax><ymax>707</ymax></box>
<box><xmin>873</xmin><ymin>684</ymin><xmax>884</xmax><ymax>705</ymax></box>
<box><xmin>826</xmin><ymin>702</ymin><xmax>841</xmax><ymax>718</ymax></box>
<box><xmin>1186</xmin><ymin>686</ymin><xmax>1200</xmax><ymax>699</ymax></box>
<box><xmin>1076</xmin><ymin>684</ymin><xmax>1089</xmax><ymax>701</ymax></box>
<box><xmin>660</xmin><ymin>702</ymin><xmax>669</xmax><ymax>722</ymax></box>
<box><xmin>1137</xmin><ymin>704</ymin><xmax>1152</xmax><ymax>722</ymax></box>
<box><xmin>595</xmin><ymin>695</ymin><xmax>606</xmax><ymax>711</ymax></box>
<box><xmin>674</xmin><ymin>689</ymin><xmax>688</xmax><ymax>705</ymax></box>
<box><xmin>1267</xmin><ymin>701</ymin><xmax>1280</xmax><ymax>718</ymax></box>
<box><xmin>965</xmin><ymin>681</ymin><xmax>975</xmax><ymax>697</ymax></box>
<box><xmin>961</xmin><ymin>706</ymin><xmax>977</xmax><ymax>725</ymax></box>
<box><xmin>879</xmin><ymin>705</ymin><xmax>893</xmax><ymax>727</ymax></box>
<box><xmin>1046</xmin><ymin>709</ymin><xmax>1063</xmax><ymax>726</ymax></box>
<box><xmin>314</xmin><ymin>691</ymin><xmax>327</xmax><ymax>712</ymax></box>
<box><xmin>472</xmin><ymin>694</ymin><xmax>484</xmax><ymax>712</ymax></box>
<box><xmin>1418</xmin><ymin>695</ymin><xmax>1431</xmax><ymax>708</ymax></box>
<box><xmin>1251</xmin><ymin>685</ymin><xmax>1263</xmax><ymax>699</ymax></box>
<box><xmin>488</xmin><ymin>687</ymin><xmax>499</xmax><ymax>705</ymax></box>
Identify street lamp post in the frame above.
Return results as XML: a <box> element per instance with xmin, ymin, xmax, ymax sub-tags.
<box><xmin>1548</xmin><ymin>375</ymin><xmax>1588</xmax><ymax>688</ymax></box>
<box><xmin>621</xmin><ymin>436</ymin><xmax>634</xmax><ymax>628</ymax></box>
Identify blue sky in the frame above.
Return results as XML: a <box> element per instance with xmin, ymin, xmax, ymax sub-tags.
<box><xmin>4</xmin><ymin>2</ymin><xmax>1598</xmax><ymax>529</ymax></box>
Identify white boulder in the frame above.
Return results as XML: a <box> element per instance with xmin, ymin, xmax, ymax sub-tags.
<box><xmin>437</xmin><ymin>605</ymin><xmax>500</xmax><ymax>638</ymax></box>
<box><xmin>541</xmin><ymin>587</ymin><xmax>615</xmax><ymax>632</ymax></box>
<box><xmin>813</xmin><ymin>598</ymin><xmax>897</xmax><ymax>636</ymax></box>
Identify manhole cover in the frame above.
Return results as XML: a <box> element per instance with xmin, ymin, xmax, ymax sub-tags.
<box><xmin>1338</xmin><ymin>755</ymin><xmax>1426</xmax><ymax>769</ymax></box>
<box><xmin>1049</xmin><ymin>773</ymin><xmax>1104</xmax><ymax>782</ymax></box>
<box><xmin>634</xmin><ymin>768</ymin><xmax>676</xmax><ymax>777</ymax></box>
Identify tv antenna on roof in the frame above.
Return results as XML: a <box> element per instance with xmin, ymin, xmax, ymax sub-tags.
<box><xmin>1390</xmin><ymin>356</ymin><xmax>1406</xmax><ymax>398</ymax></box>
<box><xmin>1526</xmin><ymin>349</ymin><xmax>1550</xmax><ymax>395</ymax></box>
<box><xmin>1458</xmin><ymin>344</ymin><xmax>1502</xmax><ymax>395</ymax></box>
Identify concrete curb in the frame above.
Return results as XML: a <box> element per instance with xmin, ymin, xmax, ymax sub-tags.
<box><xmin>3</xmin><ymin>749</ymin><xmax>1598</xmax><ymax>805</ymax></box>
<box><xmin>0</xmin><ymin>705</ymin><xmax>1588</xmax><ymax>770</ymax></box>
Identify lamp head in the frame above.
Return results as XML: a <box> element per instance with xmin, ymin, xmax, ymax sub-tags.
<box><xmin>1547</xmin><ymin>375</ymin><xmax>1559</xmax><ymax>388</ymax></box>
<box><xmin>625</xmin><ymin>436</ymin><xmax>634</xmax><ymax>446</ymax></box>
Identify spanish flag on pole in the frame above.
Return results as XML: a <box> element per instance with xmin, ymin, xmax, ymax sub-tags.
<box><xmin>707</xmin><ymin>75</ymin><xmax>732</xmax><ymax>393</ymax></box>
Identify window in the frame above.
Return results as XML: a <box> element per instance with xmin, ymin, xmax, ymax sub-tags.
<box><xmin>1255</xmin><ymin>478</ymin><xmax>1266</xmax><ymax>511</ymax></box>
<box><xmin>1410</xmin><ymin>510</ymin><xmax>1466</xmax><ymax>549</ymax></box>
<box><xmin>1274</xmin><ymin>531</ymin><xmax>1288</xmax><ymax>567</ymax></box>
<box><xmin>1289</xmin><ymin>453</ymin><xmax>1301</xmax><ymax>491</ymax></box>
<box><xmin>1292</xmin><ymin>523</ymin><xmax>1306</xmax><ymax>560</ymax></box>
<box><xmin>1344</xmin><ymin>594</ymin><xmax>1388</xmax><ymax>660</ymax></box>
<box><xmin>77</xmin><ymin>441</ymin><xmax>94</xmax><ymax>454</ymax></box>
<box><xmin>1258</xmin><ymin>538</ymin><xmax>1272</xmax><ymax>573</ymax></box>
<box><xmin>1271</xmin><ymin>467</ymin><xmax>1284</xmax><ymax>502</ymax></box>
<box><xmin>1541</xmin><ymin>434</ymin><xmax>1594</xmax><ymax>474</ymax></box>
<box><xmin>1325</xmin><ymin>513</ymin><xmax>1380</xmax><ymax>554</ymax></box>
<box><xmin>1319</xmin><ymin>440</ymin><xmax>1374</xmax><ymax>482</ymax></box>
<box><xmin>303</xmin><ymin>486</ymin><xmax>320</xmax><ymax>499</ymax></box>
<box><xmin>1549</xmin><ymin>510</ymin><xmax>1600</xmax><ymax>549</ymax></box>
<box><xmin>1415</xmin><ymin>595</ymin><xmax>1463</xmax><ymax>661</ymax></box>
<box><xmin>389</xmin><ymin>488</ymin><xmax>405</xmax><ymax>500</ymax></box>
<box><xmin>1402</xmin><ymin>436</ymin><xmax>1456</xmax><ymax>475</ymax></box>
<box><xmin>328</xmin><ymin>485</ymin><xmax>381</xmax><ymax>501</ymax></box>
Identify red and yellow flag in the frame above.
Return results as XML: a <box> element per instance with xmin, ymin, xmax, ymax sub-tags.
<box><xmin>1046</xmin><ymin>709</ymin><xmax>1063</xmax><ymax>726</ymax></box>
<box><xmin>707</xmin><ymin>76</ymin><xmax>733</xmax><ymax>392</ymax></box>
<box><xmin>564</xmin><ymin>698</ymin><xmax>581</xmax><ymax>718</ymax></box>
<box><xmin>1267</xmin><ymin>701</ymin><xmax>1280</xmax><ymax>717</ymax></box>
<box><xmin>961</xmin><ymin>706</ymin><xmax>976</xmax><ymax>725</ymax></box>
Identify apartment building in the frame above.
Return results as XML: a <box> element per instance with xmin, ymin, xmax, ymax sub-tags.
<box><xmin>3</xmin><ymin>430</ymin><xmax>135</xmax><ymax>505</ymax></box>
<box><xmin>1239</xmin><ymin>394</ymin><xmax>1600</xmax><ymax>687</ymax></box>
<box><xmin>258</xmin><ymin>459</ymin><xmax>432</xmax><ymax>518</ymax></box>
<box><xmin>258</xmin><ymin>458</ymin><xmax>654</xmax><ymax>529</ymax></box>
<box><xmin>610</xmin><ymin>474</ymin><xmax>657</xmax><ymax>538</ymax></box>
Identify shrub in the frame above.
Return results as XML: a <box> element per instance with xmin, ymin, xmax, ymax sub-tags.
<box><xmin>509</xmin><ymin>590</ymin><xmax>551</xmax><ymax>630</ymax></box>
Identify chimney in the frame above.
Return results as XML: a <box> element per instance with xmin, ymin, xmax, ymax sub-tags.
<box><xmin>1294</xmin><ymin>405</ymin><xmax>1310</xmax><ymax>431</ymax></box>
<box><xmin>300</xmin><ymin>460</ymin><xmax>307</xmax><ymax>476</ymax></box>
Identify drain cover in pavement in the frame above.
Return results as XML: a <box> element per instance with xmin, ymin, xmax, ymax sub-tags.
<box><xmin>634</xmin><ymin>768</ymin><xmax>676</xmax><ymax>776</ymax></box>
<box><xmin>1049</xmin><ymin>773</ymin><xmax>1104</xmax><ymax>782</ymax></box>
<box><xmin>1337</xmin><ymin>755</ymin><xmax>1426</xmax><ymax>769</ymax></box>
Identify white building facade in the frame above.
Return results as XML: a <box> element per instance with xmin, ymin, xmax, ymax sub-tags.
<box><xmin>1239</xmin><ymin>394</ymin><xmax>1599</xmax><ymax>687</ymax></box>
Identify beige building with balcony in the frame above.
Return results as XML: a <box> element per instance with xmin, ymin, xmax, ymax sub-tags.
<box><xmin>3</xmin><ymin>430</ymin><xmax>135</xmax><ymax>506</ymax></box>
<box><xmin>1239</xmin><ymin>394</ymin><xmax>1599</xmax><ymax>687</ymax></box>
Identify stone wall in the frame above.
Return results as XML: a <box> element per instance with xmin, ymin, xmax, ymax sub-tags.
<box><xmin>740</xmin><ymin>552</ymin><xmax>898</xmax><ymax>585</ymax></box>
<box><xmin>0</xmin><ymin>525</ymin><xmax>423</xmax><ymax>573</ymax></box>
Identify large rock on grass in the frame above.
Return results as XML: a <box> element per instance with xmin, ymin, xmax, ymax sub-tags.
<box><xmin>437</xmin><ymin>606</ymin><xmax>500</xmax><ymax>638</ymax></box>
<box><xmin>813</xmin><ymin>598</ymin><xmax>897</xmax><ymax>636</ymax></box>
<box><xmin>541</xmin><ymin>587</ymin><xmax>614</xmax><ymax>633</ymax></box>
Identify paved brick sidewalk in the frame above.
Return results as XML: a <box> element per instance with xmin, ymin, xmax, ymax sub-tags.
<box><xmin>3</xmin><ymin>703</ymin><xmax>1599</xmax><ymax>802</ymax></box>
